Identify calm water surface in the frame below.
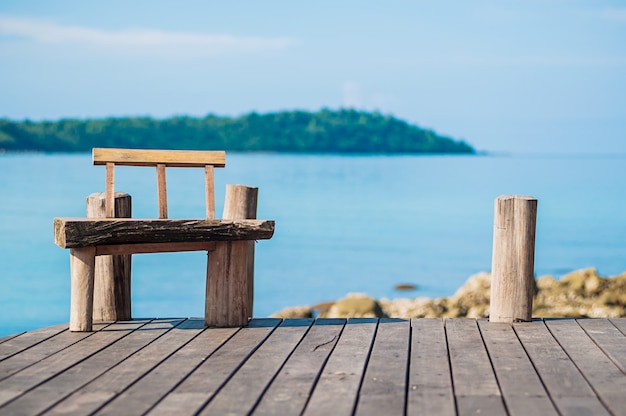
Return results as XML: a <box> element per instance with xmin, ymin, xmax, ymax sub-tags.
<box><xmin>1</xmin><ymin>153</ymin><xmax>625</xmax><ymax>336</ymax></box>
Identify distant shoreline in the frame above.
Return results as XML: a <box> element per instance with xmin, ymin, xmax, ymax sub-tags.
<box><xmin>0</xmin><ymin>109</ymin><xmax>475</xmax><ymax>154</ymax></box>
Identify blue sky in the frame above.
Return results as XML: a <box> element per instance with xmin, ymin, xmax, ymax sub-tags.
<box><xmin>1</xmin><ymin>1</ymin><xmax>625</xmax><ymax>154</ymax></box>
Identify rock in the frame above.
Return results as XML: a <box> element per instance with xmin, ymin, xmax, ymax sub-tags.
<box><xmin>379</xmin><ymin>297</ymin><xmax>447</xmax><ymax>318</ymax></box>
<box><xmin>271</xmin><ymin>305</ymin><xmax>313</xmax><ymax>319</ymax></box>
<box><xmin>536</xmin><ymin>275</ymin><xmax>557</xmax><ymax>290</ymax></box>
<box><xmin>322</xmin><ymin>293</ymin><xmax>386</xmax><ymax>318</ymax></box>
<box><xmin>273</xmin><ymin>268</ymin><xmax>626</xmax><ymax>320</ymax></box>
<box><xmin>394</xmin><ymin>283</ymin><xmax>418</xmax><ymax>291</ymax></box>
<box><xmin>446</xmin><ymin>272</ymin><xmax>491</xmax><ymax>318</ymax></box>
<box><xmin>559</xmin><ymin>268</ymin><xmax>607</xmax><ymax>296</ymax></box>
<box><xmin>311</xmin><ymin>301</ymin><xmax>335</xmax><ymax>316</ymax></box>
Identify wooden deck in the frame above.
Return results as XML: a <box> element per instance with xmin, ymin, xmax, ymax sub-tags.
<box><xmin>1</xmin><ymin>318</ymin><xmax>626</xmax><ymax>415</ymax></box>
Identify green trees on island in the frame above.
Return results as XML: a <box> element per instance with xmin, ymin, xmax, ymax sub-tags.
<box><xmin>0</xmin><ymin>109</ymin><xmax>475</xmax><ymax>154</ymax></box>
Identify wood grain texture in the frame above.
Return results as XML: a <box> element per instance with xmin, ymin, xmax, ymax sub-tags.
<box><xmin>5</xmin><ymin>317</ymin><xmax>625</xmax><ymax>415</ymax></box>
<box><xmin>0</xmin><ymin>324</ymin><xmax>68</xmax><ymax>362</ymax></box>
<box><xmin>254</xmin><ymin>319</ymin><xmax>345</xmax><ymax>415</ymax></box>
<box><xmin>94</xmin><ymin>241</ymin><xmax>217</xmax><ymax>256</ymax></box>
<box><xmin>205</xmin><ymin>241</ymin><xmax>250</xmax><ymax>327</ymax></box>
<box><xmin>54</xmin><ymin>218</ymin><xmax>275</xmax><ymax>248</ymax></box>
<box><xmin>0</xmin><ymin>325</ymin><xmax>104</xmax><ymax>382</ymax></box>
<box><xmin>611</xmin><ymin>318</ymin><xmax>626</xmax><ymax>336</ymax></box>
<box><xmin>69</xmin><ymin>247</ymin><xmax>96</xmax><ymax>332</ymax></box>
<box><xmin>45</xmin><ymin>319</ymin><xmax>202</xmax><ymax>416</ymax></box>
<box><xmin>199</xmin><ymin>319</ymin><xmax>313</xmax><ymax>415</ymax></box>
<box><xmin>408</xmin><ymin>318</ymin><xmax>455</xmax><ymax>416</ymax></box>
<box><xmin>304</xmin><ymin>318</ymin><xmax>378</xmax><ymax>416</ymax></box>
<box><xmin>478</xmin><ymin>319</ymin><xmax>557</xmax><ymax>415</ymax></box>
<box><xmin>355</xmin><ymin>318</ymin><xmax>410</xmax><ymax>416</ymax></box>
<box><xmin>95</xmin><ymin>325</ymin><xmax>238</xmax><ymax>416</ymax></box>
<box><xmin>225</xmin><ymin>240</ymin><xmax>251</xmax><ymax>326</ymax></box>
<box><xmin>490</xmin><ymin>194</ymin><xmax>537</xmax><ymax>323</ymax></box>
<box><xmin>105</xmin><ymin>163</ymin><xmax>115</xmax><ymax>218</ymax></box>
<box><xmin>205</xmin><ymin>165</ymin><xmax>215</xmax><ymax>219</ymax></box>
<box><xmin>0</xmin><ymin>320</ymin><xmax>149</xmax><ymax>408</ymax></box>
<box><xmin>87</xmin><ymin>192</ymin><xmax>132</xmax><ymax>322</ymax></box>
<box><xmin>149</xmin><ymin>318</ymin><xmax>281</xmax><ymax>416</ymax></box>
<box><xmin>222</xmin><ymin>184</ymin><xmax>258</xmax><ymax>315</ymax></box>
<box><xmin>0</xmin><ymin>319</ymin><xmax>182</xmax><ymax>415</ymax></box>
<box><xmin>446</xmin><ymin>318</ymin><xmax>506</xmax><ymax>415</ymax></box>
<box><xmin>93</xmin><ymin>148</ymin><xmax>226</xmax><ymax>168</ymax></box>
<box><xmin>578</xmin><ymin>318</ymin><xmax>626</xmax><ymax>374</ymax></box>
<box><xmin>514</xmin><ymin>320</ymin><xmax>610</xmax><ymax>415</ymax></box>
<box><xmin>546</xmin><ymin>319</ymin><xmax>626</xmax><ymax>415</ymax></box>
<box><xmin>223</xmin><ymin>184</ymin><xmax>258</xmax><ymax>220</ymax></box>
<box><xmin>0</xmin><ymin>333</ymin><xmax>24</xmax><ymax>346</ymax></box>
<box><xmin>156</xmin><ymin>164</ymin><xmax>168</xmax><ymax>219</ymax></box>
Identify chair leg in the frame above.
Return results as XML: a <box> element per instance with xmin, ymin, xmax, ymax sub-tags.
<box><xmin>87</xmin><ymin>192</ymin><xmax>132</xmax><ymax>322</ymax></box>
<box><xmin>205</xmin><ymin>241</ymin><xmax>250</xmax><ymax>327</ymax></box>
<box><xmin>69</xmin><ymin>247</ymin><xmax>96</xmax><ymax>331</ymax></box>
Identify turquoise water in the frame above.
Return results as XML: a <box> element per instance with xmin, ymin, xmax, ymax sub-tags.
<box><xmin>1</xmin><ymin>153</ymin><xmax>625</xmax><ymax>336</ymax></box>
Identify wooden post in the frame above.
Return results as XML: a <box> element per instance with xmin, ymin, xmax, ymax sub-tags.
<box><xmin>87</xmin><ymin>192</ymin><xmax>132</xmax><ymax>322</ymax></box>
<box><xmin>69</xmin><ymin>247</ymin><xmax>96</xmax><ymax>331</ymax></box>
<box><xmin>205</xmin><ymin>165</ymin><xmax>215</xmax><ymax>219</ymax></box>
<box><xmin>223</xmin><ymin>184</ymin><xmax>258</xmax><ymax>221</ymax></box>
<box><xmin>223</xmin><ymin>185</ymin><xmax>258</xmax><ymax>316</ymax></box>
<box><xmin>105</xmin><ymin>162</ymin><xmax>115</xmax><ymax>218</ymax></box>
<box><xmin>489</xmin><ymin>195</ymin><xmax>538</xmax><ymax>323</ymax></box>
<box><xmin>206</xmin><ymin>240</ymin><xmax>250</xmax><ymax>327</ymax></box>
<box><xmin>156</xmin><ymin>164</ymin><xmax>168</xmax><ymax>219</ymax></box>
<box><xmin>205</xmin><ymin>185</ymin><xmax>258</xmax><ymax>327</ymax></box>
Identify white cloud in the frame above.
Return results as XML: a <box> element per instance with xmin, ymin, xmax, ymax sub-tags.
<box><xmin>0</xmin><ymin>15</ymin><xmax>297</xmax><ymax>55</ymax></box>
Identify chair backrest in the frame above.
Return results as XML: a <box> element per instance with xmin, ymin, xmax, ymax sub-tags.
<box><xmin>92</xmin><ymin>148</ymin><xmax>226</xmax><ymax>219</ymax></box>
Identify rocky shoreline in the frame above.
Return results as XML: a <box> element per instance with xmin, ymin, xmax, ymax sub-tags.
<box><xmin>272</xmin><ymin>268</ymin><xmax>626</xmax><ymax>319</ymax></box>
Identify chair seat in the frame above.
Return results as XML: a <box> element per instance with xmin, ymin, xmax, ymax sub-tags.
<box><xmin>54</xmin><ymin>218</ymin><xmax>275</xmax><ymax>249</ymax></box>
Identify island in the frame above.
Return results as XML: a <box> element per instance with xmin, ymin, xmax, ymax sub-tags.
<box><xmin>0</xmin><ymin>109</ymin><xmax>475</xmax><ymax>154</ymax></box>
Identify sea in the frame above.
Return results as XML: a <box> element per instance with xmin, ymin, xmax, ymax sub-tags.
<box><xmin>1</xmin><ymin>152</ymin><xmax>625</xmax><ymax>336</ymax></box>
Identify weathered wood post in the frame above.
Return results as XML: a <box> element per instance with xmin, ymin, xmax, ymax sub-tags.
<box><xmin>205</xmin><ymin>185</ymin><xmax>258</xmax><ymax>327</ymax></box>
<box><xmin>86</xmin><ymin>192</ymin><xmax>132</xmax><ymax>321</ymax></box>
<box><xmin>69</xmin><ymin>247</ymin><xmax>96</xmax><ymax>331</ymax></box>
<box><xmin>223</xmin><ymin>185</ymin><xmax>258</xmax><ymax>313</ymax></box>
<box><xmin>489</xmin><ymin>194</ymin><xmax>537</xmax><ymax>323</ymax></box>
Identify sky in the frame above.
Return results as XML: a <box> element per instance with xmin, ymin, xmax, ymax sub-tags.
<box><xmin>1</xmin><ymin>1</ymin><xmax>625</xmax><ymax>154</ymax></box>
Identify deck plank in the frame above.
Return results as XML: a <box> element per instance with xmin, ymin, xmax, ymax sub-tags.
<box><xmin>578</xmin><ymin>318</ymin><xmax>626</xmax><ymax>374</ymax></box>
<box><xmin>407</xmin><ymin>318</ymin><xmax>455</xmax><ymax>416</ymax></box>
<box><xmin>546</xmin><ymin>319</ymin><xmax>626</xmax><ymax>415</ymax></box>
<box><xmin>0</xmin><ymin>323</ymin><xmax>110</xmax><ymax>383</ymax></box>
<box><xmin>253</xmin><ymin>318</ymin><xmax>345</xmax><ymax>415</ymax></box>
<box><xmin>95</xmin><ymin>325</ymin><xmax>238</xmax><ymax>416</ymax></box>
<box><xmin>0</xmin><ymin>332</ymin><xmax>26</xmax><ymax>344</ymax></box>
<box><xmin>0</xmin><ymin>332</ymin><xmax>25</xmax><ymax>345</ymax></box>
<box><xmin>514</xmin><ymin>320</ymin><xmax>610</xmax><ymax>416</ymax></box>
<box><xmin>45</xmin><ymin>318</ymin><xmax>205</xmax><ymax>415</ymax></box>
<box><xmin>2</xmin><ymin>317</ymin><xmax>625</xmax><ymax>415</ymax></box>
<box><xmin>0</xmin><ymin>325</ymin><xmax>107</xmax><ymax>382</ymax></box>
<box><xmin>0</xmin><ymin>320</ymin><xmax>150</xmax><ymax>409</ymax></box>
<box><xmin>0</xmin><ymin>319</ymin><xmax>175</xmax><ymax>415</ymax></box>
<box><xmin>610</xmin><ymin>318</ymin><xmax>626</xmax><ymax>337</ymax></box>
<box><xmin>478</xmin><ymin>319</ymin><xmax>557</xmax><ymax>415</ymax></box>
<box><xmin>303</xmin><ymin>318</ymin><xmax>378</xmax><ymax>416</ymax></box>
<box><xmin>200</xmin><ymin>319</ymin><xmax>314</xmax><ymax>415</ymax></box>
<box><xmin>0</xmin><ymin>323</ymin><xmax>71</xmax><ymax>362</ymax></box>
<box><xmin>355</xmin><ymin>318</ymin><xmax>410</xmax><ymax>416</ymax></box>
<box><xmin>446</xmin><ymin>318</ymin><xmax>506</xmax><ymax>416</ymax></box>
<box><xmin>148</xmin><ymin>318</ymin><xmax>282</xmax><ymax>416</ymax></box>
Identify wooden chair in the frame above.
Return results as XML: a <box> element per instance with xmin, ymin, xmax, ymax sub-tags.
<box><xmin>54</xmin><ymin>148</ymin><xmax>274</xmax><ymax>331</ymax></box>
